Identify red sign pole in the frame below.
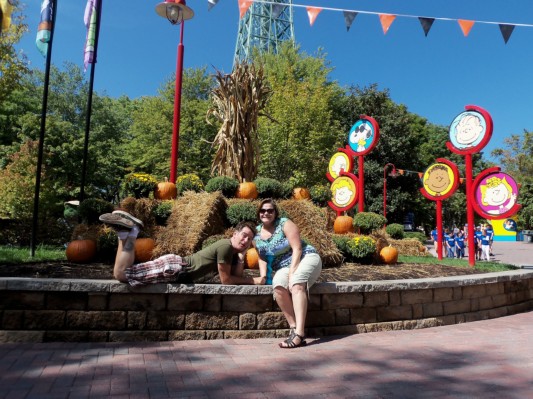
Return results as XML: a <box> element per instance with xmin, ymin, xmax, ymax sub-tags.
<box><xmin>436</xmin><ymin>200</ymin><xmax>443</xmax><ymax>260</ymax></box>
<box><xmin>465</xmin><ymin>154</ymin><xmax>476</xmax><ymax>267</ymax></box>
<box><xmin>358</xmin><ymin>156</ymin><xmax>364</xmax><ymax>212</ymax></box>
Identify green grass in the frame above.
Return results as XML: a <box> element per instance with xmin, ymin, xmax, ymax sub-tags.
<box><xmin>0</xmin><ymin>246</ymin><xmax>66</xmax><ymax>264</ymax></box>
<box><xmin>398</xmin><ymin>254</ymin><xmax>516</xmax><ymax>272</ymax></box>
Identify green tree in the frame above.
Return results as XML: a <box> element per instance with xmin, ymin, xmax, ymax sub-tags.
<box><xmin>0</xmin><ymin>6</ymin><xmax>31</xmax><ymax>148</ymax></box>
<box><xmin>255</xmin><ymin>43</ymin><xmax>344</xmax><ymax>186</ymax></box>
<box><xmin>0</xmin><ymin>62</ymin><xmax>132</xmax><ymax>213</ymax></box>
<box><xmin>491</xmin><ymin>131</ymin><xmax>533</xmax><ymax>228</ymax></box>
<box><xmin>125</xmin><ymin>67</ymin><xmax>217</xmax><ymax>181</ymax></box>
<box><xmin>0</xmin><ymin>4</ymin><xmax>29</xmax><ymax>105</ymax></box>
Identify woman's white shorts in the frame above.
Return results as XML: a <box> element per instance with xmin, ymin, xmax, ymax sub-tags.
<box><xmin>272</xmin><ymin>252</ymin><xmax>322</xmax><ymax>290</ymax></box>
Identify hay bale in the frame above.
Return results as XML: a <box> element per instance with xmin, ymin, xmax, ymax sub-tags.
<box><xmin>116</xmin><ymin>197</ymin><xmax>157</xmax><ymax>230</ymax></box>
<box><xmin>70</xmin><ymin>224</ymin><xmax>100</xmax><ymax>241</ymax></box>
<box><xmin>153</xmin><ymin>191</ymin><xmax>227</xmax><ymax>257</ymax></box>
<box><xmin>278</xmin><ymin>199</ymin><xmax>343</xmax><ymax>268</ymax></box>
<box><xmin>388</xmin><ymin>239</ymin><xmax>429</xmax><ymax>256</ymax></box>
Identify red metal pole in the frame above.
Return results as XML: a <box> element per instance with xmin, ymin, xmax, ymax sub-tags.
<box><xmin>465</xmin><ymin>154</ymin><xmax>476</xmax><ymax>267</ymax></box>
<box><xmin>358</xmin><ymin>156</ymin><xmax>364</xmax><ymax>212</ymax></box>
<box><xmin>383</xmin><ymin>167</ymin><xmax>387</xmax><ymax>221</ymax></box>
<box><xmin>170</xmin><ymin>21</ymin><xmax>185</xmax><ymax>184</ymax></box>
<box><xmin>436</xmin><ymin>200</ymin><xmax>443</xmax><ymax>260</ymax></box>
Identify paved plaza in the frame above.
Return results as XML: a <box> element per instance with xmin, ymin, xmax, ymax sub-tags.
<box><xmin>1</xmin><ymin>241</ymin><xmax>531</xmax><ymax>398</ymax></box>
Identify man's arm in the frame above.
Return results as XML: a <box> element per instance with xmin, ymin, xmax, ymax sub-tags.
<box><xmin>218</xmin><ymin>262</ymin><xmax>265</xmax><ymax>285</ymax></box>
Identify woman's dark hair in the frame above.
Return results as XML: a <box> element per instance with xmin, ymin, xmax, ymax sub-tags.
<box><xmin>256</xmin><ymin>198</ymin><xmax>280</xmax><ymax>221</ymax></box>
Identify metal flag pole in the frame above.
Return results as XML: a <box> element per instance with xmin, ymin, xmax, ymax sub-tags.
<box><xmin>30</xmin><ymin>0</ymin><xmax>58</xmax><ymax>256</ymax></box>
<box><xmin>79</xmin><ymin>0</ymin><xmax>102</xmax><ymax>203</ymax></box>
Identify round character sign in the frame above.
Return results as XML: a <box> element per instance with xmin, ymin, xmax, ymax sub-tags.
<box><xmin>330</xmin><ymin>175</ymin><xmax>358</xmax><ymax>210</ymax></box>
<box><xmin>327</xmin><ymin>151</ymin><xmax>352</xmax><ymax>180</ymax></box>
<box><xmin>420</xmin><ymin>159</ymin><xmax>459</xmax><ymax>201</ymax></box>
<box><xmin>447</xmin><ymin>105</ymin><xmax>493</xmax><ymax>155</ymax></box>
<box><xmin>475</xmin><ymin>172</ymin><xmax>519</xmax><ymax>217</ymax></box>
<box><xmin>347</xmin><ymin>116</ymin><xmax>379</xmax><ymax>156</ymax></box>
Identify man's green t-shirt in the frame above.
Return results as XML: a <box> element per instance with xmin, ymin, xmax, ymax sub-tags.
<box><xmin>184</xmin><ymin>239</ymin><xmax>236</xmax><ymax>282</ymax></box>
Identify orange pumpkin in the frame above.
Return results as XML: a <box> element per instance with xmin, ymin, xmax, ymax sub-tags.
<box><xmin>333</xmin><ymin>215</ymin><xmax>354</xmax><ymax>234</ymax></box>
<box><xmin>134</xmin><ymin>238</ymin><xmax>156</xmax><ymax>263</ymax></box>
<box><xmin>293</xmin><ymin>187</ymin><xmax>311</xmax><ymax>200</ymax></box>
<box><xmin>245</xmin><ymin>247</ymin><xmax>259</xmax><ymax>269</ymax></box>
<box><xmin>236</xmin><ymin>181</ymin><xmax>258</xmax><ymax>199</ymax></box>
<box><xmin>155</xmin><ymin>180</ymin><xmax>177</xmax><ymax>200</ymax></box>
<box><xmin>380</xmin><ymin>245</ymin><xmax>399</xmax><ymax>264</ymax></box>
<box><xmin>66</xmin><ymin>239</ymin><xmax>96</xmax><ymax>263</ymax></box>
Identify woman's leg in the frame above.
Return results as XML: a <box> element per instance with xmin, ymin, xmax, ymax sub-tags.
<box><xmin>290</xmin><ymin>283</ymin><xmax>308</xmax><ymax>338</ymax></box>
<box><xmin>274</xmin><ymin>286</ymin><xmax>296</xmax><ymax>329</ymax></box>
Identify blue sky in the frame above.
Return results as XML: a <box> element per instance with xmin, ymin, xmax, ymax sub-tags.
<box><xmin>15</xmin><ymin>0</ymin><xmax>533</xmax><ymax>159</ymax></box>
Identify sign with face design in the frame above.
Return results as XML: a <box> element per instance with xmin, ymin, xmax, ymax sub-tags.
<box><xmin>473</xmin><ymin>171</ymin><xmax>521</xmax><ymax>219</ymax></box>
<box><xmin>420</xmin><ymin>159</ymin><xmax>459</xmax><ymax>201</ymax></box>
<box><xmin>328</xmin><ymin>174</ymin><xmax>359</xmax><ymax>212</ymax></box>
<box><xmin>447</xmin><ymin>105</ymin><xmax>493</xmax><ymax>155</ymax></box>
<box><xmin>345</xmin><ymin>115</ymin><xmax>380</xmax><ymax>157</ymax></box>
<box><xmin>327</xmin><ymin>151</ymin><xmax>353</xmax><ymax>180</ymax></box>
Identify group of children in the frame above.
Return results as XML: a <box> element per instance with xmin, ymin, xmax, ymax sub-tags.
<box><xmin>431</xmin><ymin>224</ymin><xmax>494</xmax><ymax>261</ymax></box>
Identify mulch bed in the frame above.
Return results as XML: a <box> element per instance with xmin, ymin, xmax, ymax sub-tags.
<box><xmin>0</xmin><ymin>261</ymin><xmax>486</xmax><ymax>282</ymax></box>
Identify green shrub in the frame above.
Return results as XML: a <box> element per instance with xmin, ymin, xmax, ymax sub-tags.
<box><xmin>280</xmin><ymin>181</ymin><xmax>294</xmax><ymax>199</ymax></box>
<box><xmin>386</xmin><ymin>223</ymin><xmax>405</xmax><ymax>239</ymax></box>
<box><xmin>405</xmin><ymin>231</ymin><xmax>428</xmax><ymax>244</ymax></box>
<box><xmin>205</xmin><ymin>176</ymin><xmax>239</xmax><ymax>198</ymax></box>
<box><xmin>353</xmin><ymin>212</ymin><xmax>387</xmax><ymax>235</ymax></box>
<box><xmin>96</xmin><ymin>228</ymin><xmax>118</xmax><ymax>263</ymax></box>
<box><xmin>309</xmin><ymin>184</ymin><xmax>331</xmax><ymax>207</ymax></box>
<box><xmin>123</xmin><ymin>172</ymin><xmax>158</xmax><ymax>198</ymax></box>
<box><xmin>176</xmin><ymin>174</ymin><xmax>204</xmax><ymax>194</ymax></box>
<box><xmin>346</xmin><ymin>235</ymin><xmax>376</xmax><ymax>263</ymax></box>
<box><xmin>226</xmin><ymin>202</ymin><xmax>257</xmax><ymax>226</ymax></box>
<box><xmin>152</xmin><ymin>200</ymin><xmax>173</xmax><ymax>225</ymax></box>
<box><xmin>254</xmin><ymin>177</ymin><xmax>284</xmax><ymax>198</ymax></box>
<box><xmin>331</xmin><ymin>234</ymin><xmax>352</xmax><ymax>258</ymax></box>
<box><xmin>78</xmin><ymin>198</ymin><xmax>114</xmax><ymax>225</ymax></box>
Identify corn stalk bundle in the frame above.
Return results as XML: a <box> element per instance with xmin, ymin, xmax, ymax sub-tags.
<box><xmin>207</xmin><ymin>62</ymin><xmax>272</xmax><ymax>182</ymax></box>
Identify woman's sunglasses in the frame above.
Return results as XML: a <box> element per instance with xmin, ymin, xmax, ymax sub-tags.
<box><xmin>259</xmin><ymin>208</ymin><xmax>275</xmax><ymax>215</ymax></box>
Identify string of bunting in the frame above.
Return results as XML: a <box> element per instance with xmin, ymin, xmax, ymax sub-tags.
<box><xmin>394</xmin><ymin>169</ymin><xmax>467</xmax><ymax>184</ymax></box>
<box><xmin>222</xmin><ymin>0</ymin><xmax>533</xmax><ymax>43</ymax></box>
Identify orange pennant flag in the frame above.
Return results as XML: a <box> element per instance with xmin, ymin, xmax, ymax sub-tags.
<box><xmin>398</xmin><ymin>169</ymin><xmax>405</xmax><ymax>175</ymax></box>
<box><xmin>458</xmin><ymin>19</ymin><xmax>475</xmax><ymax>36</ymax></box>
<box><xmin>418</xmin><ymin>172</ymin><xmax>423</xmax><ymax>179</ymax></box>
<box><xmin>379</xmin><ymin>14</ymin><xmax>396</xmax><ymax>34</ymax></box>
<box><xmin>306</xmin><ymin>7</ymin><xmax>322</xmax><ymax>26</ymax></box>
<box><xmin>238</xmin><ymin>0</ymin><xmax>253</xmax><ymax>19</ymax></box>
<box><xmin>460</xmin><ymin>178</ymin><xmax>465</xmax><ymax>184</ymax></box>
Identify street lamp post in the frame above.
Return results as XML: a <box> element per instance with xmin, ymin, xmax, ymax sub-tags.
<box><xmin>155</xmin><ymin>0</ymin><xmax>194</xmax><ymax>183</ymax></box>
<box><xmin>383</xmin><ymin>163</ymin><xmax>397</xmax><ymax>222</ymax></box>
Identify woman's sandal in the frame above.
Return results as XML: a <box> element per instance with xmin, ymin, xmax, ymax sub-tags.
<box><xmin>279</xmin><ymin>332</ymin><xmax>307</xmax><ymax>349</ymax></box>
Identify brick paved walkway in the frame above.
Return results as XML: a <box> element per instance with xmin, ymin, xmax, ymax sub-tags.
<box><xmin>1</xmin><ymin>311</ymin><xmax>531</xmax><ymax>398</ymax></box>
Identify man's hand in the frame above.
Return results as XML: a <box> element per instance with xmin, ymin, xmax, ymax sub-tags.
<box><xmin>253</xmin><ymin>276</ymin><xmax>266</xmax><ymax>285</ymax></box>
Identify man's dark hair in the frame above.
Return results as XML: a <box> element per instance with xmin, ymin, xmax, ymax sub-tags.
<box><xmin>235</xmin><ymin>221</ymin><xmax>257</xmax><ymax>236</ymax></box>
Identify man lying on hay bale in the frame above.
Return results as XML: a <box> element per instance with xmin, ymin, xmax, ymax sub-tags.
<box><xmin>99</xmin><ymin>211</ymin><xmax>265</xmax><ymax>286</ymax></box>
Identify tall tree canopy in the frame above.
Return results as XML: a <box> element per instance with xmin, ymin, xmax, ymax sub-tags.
<box><xmin>491</xmin><ymin>131</ymin><xmax>533</xmax><ymax>228</ymax></box>
<box><xmin>124</xmin><ymin>67</ymin><xmax>217</xmax><ymax>181</ymax></box>
<box><xmin>255</xmin><ymin>43</ymin><xmax>344</xmax><ymax>187</ymax></box>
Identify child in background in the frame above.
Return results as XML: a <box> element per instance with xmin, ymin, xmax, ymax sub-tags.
<box><xmin>480</xmin><ymin>229</ymin><xmax>491</xmax><ymax>261</ymax></box>
<box><xmin>455</xmin><ymin>231</ymin><xmax>465</xmax><ymax>258</ymax></box>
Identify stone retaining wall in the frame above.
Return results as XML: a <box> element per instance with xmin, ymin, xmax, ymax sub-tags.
<box><xmin>1</xmin><ymin>270</ymin><xmax>532</xmax><ymax>343</ymax></box>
